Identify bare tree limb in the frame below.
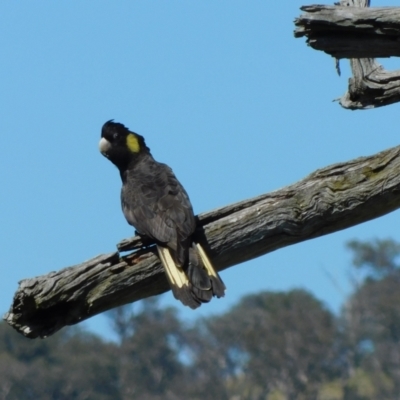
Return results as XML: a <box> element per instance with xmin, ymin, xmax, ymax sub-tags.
<box><xmin>294</xmin><ymin>5</ymin><xmax>400</xmax><ymax>58</ymax></box>
<box><xmin>295</xmin><ymin>1</ymin><xmax>400</xmax><ymax>110</ymax></box>
<box><xmin>5</xmin><ymin>144</ymin><xmax>400</xmax><ymax>338</ymax></box>
<box><xmin>338</xmin><ymin>58</ymin><xmax>400</xmax><ymax>109</ymax></box>
<box><xmin>338</xmin><ymin>0</ymin><xmax>399</xmax><ymax>110</ymax></box>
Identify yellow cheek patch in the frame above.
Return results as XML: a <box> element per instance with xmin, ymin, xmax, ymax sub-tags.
<box><xmin>126</xmin><ymin>133</ymin><xmax>140</xmax><ymax>153</ymax></box>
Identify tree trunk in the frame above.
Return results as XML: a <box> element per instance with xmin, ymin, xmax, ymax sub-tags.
<box><xmin>5</xmin><ymin>144</ymin><xmax>400</xmax><ymax>338</ymax></box>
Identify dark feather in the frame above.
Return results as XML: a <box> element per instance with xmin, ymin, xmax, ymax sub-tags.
<box><xmin>121</xmin><ymin>156</ymin><xmax>196</xmax><ymax>254</ymax></box>
<box><xmin>187</xmin><ymin>246</ymin><xmax>212</xmax><ymax>290</ymax></box>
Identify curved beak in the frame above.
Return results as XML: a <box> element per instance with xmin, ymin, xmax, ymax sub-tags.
<box><xmin>99</xmin><ymin>137</ymin><xmax>111</xmax><ymax>155</ymax></box>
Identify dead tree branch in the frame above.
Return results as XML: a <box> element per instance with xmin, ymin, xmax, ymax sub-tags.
<box><xmin>294</xmin><ymin>5</ymin><xmax>400</xmax><ymax>59</ymax></box>
<box><xmin>295</xmin><ymin>1</ymin><xmax>400</xmax><ymax>110</ymax></box>
<box><xmin>5</xmin><ymin>144</ymin><xmax>400</xmax><ymax>338</ymax></box>
<box><xmin>338</xmin><ymin>58</ymin><xmax>400</xmax><ymax>109</ymax></box>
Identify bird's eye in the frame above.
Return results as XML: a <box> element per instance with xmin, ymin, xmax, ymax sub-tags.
<box><xmin>113</xmin><ymin>133</ymin><xmax>119</xmax><ymax>140</ymax></box>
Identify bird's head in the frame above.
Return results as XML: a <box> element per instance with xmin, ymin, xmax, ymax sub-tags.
<box><xmin>99</xmin><ymin>120</ymin><xmax>149</xmax><ymax>170</ymax></box>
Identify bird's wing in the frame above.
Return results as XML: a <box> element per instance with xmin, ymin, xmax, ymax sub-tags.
<box><xmin>122</xmin><ymin>158</ymin><xmax>226</xmax><ymax>308</ymax></box>
<box><xmin>121</xmin><ymin>160</ymin><xmax>196</xmax><ymax>249</ymax></box>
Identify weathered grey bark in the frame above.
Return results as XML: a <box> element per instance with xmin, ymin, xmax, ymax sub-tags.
<box><xmin>294</xmin><ymin>6</ymin><xmax>400</xmax><ymax>58</ymax></box>
<box><xmin>5</xmin><ymin>144</ymin><xmax>400</xmax><ymax>338</ymax></box>
<box><xmin>295</xmin><ymin>1</ymin><xmax>400</xmax><ymax>110</ymax></box>
<box><xmin>338</xmin><ymin>58</ymin><xmax>400</xmax><ymax>109</ymax></box>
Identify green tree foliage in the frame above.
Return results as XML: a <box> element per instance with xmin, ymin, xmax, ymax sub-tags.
<box><xmin>2</xmin><ymin>238</ymin><xmax>400</xmax><ymax>399</ymax></box>
<box><xmin>343</xmin><ymin>239</ymin><xmax>400</xmax><ymax>400</ymax></box>
<box><xmin>114</xmin><ymin>299</ymin><xmax>187</xmax><ymax>400</ymax></box>
<box><xmin>0</xmin><ymin>324</ymin><xmax>119</xmax><ymax>400</ymax></box>
<box><xmin>204</xmin><ymin>290</ymin><xmax>339</xmax><ymax>399</ymax></box>
<box><xmin>347</xmin><ymin>239</ymin><xmax>400</xmax><ymax>278</ymax></box>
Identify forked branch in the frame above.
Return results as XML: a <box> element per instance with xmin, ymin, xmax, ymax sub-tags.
<box><xmin>295</xmin><ymin>2</ymin><xmax>400</xmax><ymax>109</ymax></box>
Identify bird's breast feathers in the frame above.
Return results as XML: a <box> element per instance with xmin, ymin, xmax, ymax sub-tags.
<box><xmin>121</xmin><ymin>161</ymin><xmax>195</xmax><ymax>244</ymax></box>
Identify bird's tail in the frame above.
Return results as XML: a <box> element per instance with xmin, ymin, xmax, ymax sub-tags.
<box><xmin>157</xmin><ymin>243</ymin><xmax>226</xmax><ymax>309</ymax></box>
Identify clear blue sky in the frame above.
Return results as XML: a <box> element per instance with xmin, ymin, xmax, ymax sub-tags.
<box><xmin>2</xmin><ymin>1</ymin><xmax>400</xmax><ymax>339</ymax></box>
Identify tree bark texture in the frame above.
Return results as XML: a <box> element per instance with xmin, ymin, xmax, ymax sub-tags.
<box><xmin>295</xmin><ymin>1</ymin><xmax>400</xmax><ymax>110</ymax></box>
<box><xmin>294</xmin><ymin>5</ymin><xmax>400</xmax><ymax>58</ymax></box>
<box><xmin>5</xmin><ymin>144</ymin><xmax>400</xmax><ymax>338</ymax></box>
